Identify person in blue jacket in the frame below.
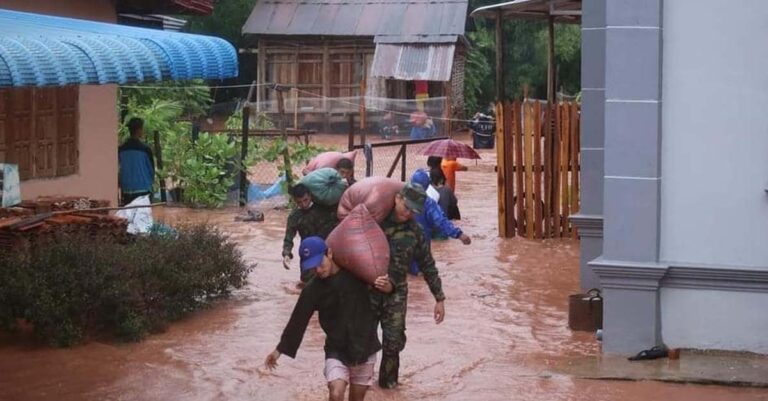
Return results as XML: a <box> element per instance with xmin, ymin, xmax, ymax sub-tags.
<box><xmin>118</xmin><ymin>118</ymin><xmax>155</xmax><ymax>206</ymax></box>
<box><xmin>408</xmin><ymin>169</ymin><xmax>471</xmax><ymax>275</ymax></box>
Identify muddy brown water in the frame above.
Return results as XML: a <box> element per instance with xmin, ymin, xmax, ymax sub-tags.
<box><xmin>1</xmin><ymin>136</ymin><xmax>766</xmax><ymax>400</ymax></box>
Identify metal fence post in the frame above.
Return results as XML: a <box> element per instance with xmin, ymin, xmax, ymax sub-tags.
<box><xmin>239</xmin><ymin>105</ymin><xmax>250</xmax><ymax>207</ymax></box>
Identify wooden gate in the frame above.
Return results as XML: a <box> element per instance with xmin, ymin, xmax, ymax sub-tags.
<box><xmin>496</xmin><ymin>100</ymin><xmax>580</xmax><ymax>239</ymax></box>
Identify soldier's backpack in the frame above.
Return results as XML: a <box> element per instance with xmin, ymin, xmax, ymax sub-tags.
<box><xmin>336</xmin><ymin>176</ymin><xmax>405</xmax><ymax>222</ymax></box>
<box><xmin>299</xmin><ymin>167</ymin><xmax>348</xmax><ymax>206</ymax></box>
<box><xmin>326</xmin><ymin>204</ymin><xmax>390</xmax><ymax>284</ymax></box>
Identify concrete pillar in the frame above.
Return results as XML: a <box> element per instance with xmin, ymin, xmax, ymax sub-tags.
<box><xmin>571</xmin><ymin>0</ymin><xmax>605</xmax><ymax>291</ymax></box>
<box><xmin>590</xmin><ymin>0</ymin><xmax>668</xmax><ymax>354</ymax></box>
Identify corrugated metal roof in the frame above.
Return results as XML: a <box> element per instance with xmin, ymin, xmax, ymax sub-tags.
<box><xmin>242</xmin><ymin>0</ymin><xmax>468</xmax><ymax>43</ymax></box>
<box><xmin>0</xmin><ymin>8</ymin><xmax>238</xmax><ymax>87</ymax></box>
<box><xmin>370</xmin><ymin>43</ymin><xmax>455</xmax><ymax>81</ymax></box>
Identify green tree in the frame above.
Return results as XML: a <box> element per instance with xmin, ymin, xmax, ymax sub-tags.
<box><xmin>185</xmin><ymin>0</ymin><xmax>256</xmax><ymax>47</ymax></box>
<box><xmin>464</xmin><ymin>7</ymin><xmax>581</xmax><ymax>110</ymax></box>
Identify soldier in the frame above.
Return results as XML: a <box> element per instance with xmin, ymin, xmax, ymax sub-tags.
<box><xmin>282</xmin><ymin>183</ymin><xmax>339</xmax><ymax>283</ymax></box>
<box><xmin>373</xmin><ymin>183</ymin><xmax>446</xmax><ymax>389</ymax></box>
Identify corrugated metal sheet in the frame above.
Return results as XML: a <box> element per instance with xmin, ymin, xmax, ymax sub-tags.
<box><xmin>370</xmin><ymin>44</ymin><xmax>455</xmax><ymax>81</ymax></box>
<box><xmin>242</xmin><ymin>0</ymin><xmax>468</xmax><ymax>43</ymax></box>
<box><xmin>0</xmin><ymin>8</ymin><xmax>238</xmax><ymax>87</ymax></box>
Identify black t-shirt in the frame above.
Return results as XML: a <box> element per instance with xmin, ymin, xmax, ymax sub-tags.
<box><xmin>277</xmin><ymin>270</ymin><xmax>381</xmax><ymax>365</ymax></box>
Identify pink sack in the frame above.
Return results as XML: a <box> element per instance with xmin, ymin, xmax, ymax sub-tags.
<box><xmin>302</xmin><ymin>150</ymin><xmax>358</xmax><ymax>175</ymax></box>
<box><xmin>326</xmin><ymin>204</ymin><xmax>390</xmax><ymax>284</ymax></box>
<box><xmin>337</xmin><ymin>177</ymin><xmax>405</xmax><ymax>222</ymax></box>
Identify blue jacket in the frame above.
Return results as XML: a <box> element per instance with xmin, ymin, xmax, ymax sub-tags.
<box><xmin>410</xmin><ymin>169</ymin><xmax>462</xmax><ymax>239</ymax></box>
<box><xmin>409</xmin><ymin>170</ymin><xmax>463</xmax><ymax>274</ymax></box>
<box><xmin>118</xmin><ymin>138</ymin><xmax>155</xmax><ymax>193</ymax></box>
<box><xmin>409</xmin><ymin>124</ymin><xmax>436</xmax><ymax>139</ymax></box>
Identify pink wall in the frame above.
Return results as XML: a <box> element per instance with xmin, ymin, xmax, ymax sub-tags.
<box><xmin>1</xmin><ymin>1</ymin><xmax>120</xmax><ymax>206</ymax></box>
<box><xmin>21</xmin><ymin>86</ymin><xmax>120</xmax><ymax>205</ymax></box>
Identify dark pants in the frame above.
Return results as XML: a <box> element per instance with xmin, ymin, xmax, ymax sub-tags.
<box><xmin>375</xmin><ymin>288</ymin><xmax>408</xmax><ymax>389</ymax></box>
<box><xmin>120</xmin><ymin>191</ymin><xmax>151</xmax><ymax>206</ymax></box>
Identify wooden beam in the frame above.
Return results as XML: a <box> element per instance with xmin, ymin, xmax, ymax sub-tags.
<box><xmin>495</xmin><ymin>9</ymin><xmax>505</xmax><ymax>101</ymax></box>
<box><xmin>257</xmin><ymin>39</ymin><xmax>266</xmax><ymax>112</ymax></box>
<box><xmin>547</xmin><ymin>15</ymin><xmax>556</xmax><ymax>105</ymax></box>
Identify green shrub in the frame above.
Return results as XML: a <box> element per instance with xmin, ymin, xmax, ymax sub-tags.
<box><xmin>0</xmin><ymin>224</ymin><xmax>253</xmax><ymax>346</ymax></box>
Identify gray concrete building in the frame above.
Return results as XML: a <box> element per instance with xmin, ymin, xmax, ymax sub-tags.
<box><xmin>574</xmin><ymin>0</ymin><xmax>768</xmax><ymax>354</ymax></box>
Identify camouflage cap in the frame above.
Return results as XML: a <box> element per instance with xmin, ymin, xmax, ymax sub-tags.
<box><xmin>400</xmin><ymin>182</ymin><xmax>426</xmax><ymax>214</ymax></box>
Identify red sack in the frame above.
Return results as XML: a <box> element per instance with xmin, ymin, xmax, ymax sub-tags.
<box><xmin>337</xmin><ymin>177</ymin><xmax>405</xmax><ymax>222</ymax></box>
<box><xmin>326</xmin><ymin>204</ymin><xmax>390</xmax><ymax>284</ymax></box>
<box><xmin>302</xmin><ymin>150</ymin><xmax>358</xmax><ymax>176</ymax></box>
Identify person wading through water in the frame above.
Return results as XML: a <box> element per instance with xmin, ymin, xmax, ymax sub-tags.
<box><xmin>282</xmin><ymin>183</ymin><xmax>339</xmax><ymax>283</ymax></box>
<box><xmin>266</xmin><ymin>237</ymin><xmax>393</xmax><ymax>401</ymax></box>
<box><xmin>374</xmin><ymin>183</ymin><xmax>446</xmax><ymax>389</ymax></box>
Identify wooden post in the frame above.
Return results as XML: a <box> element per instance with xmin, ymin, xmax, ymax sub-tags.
<box><xmin>560</xmin><ymin>102</ymin><xmax>571</xmax><ymax>237</ymax></box>
<box><xmin>504</xmin><ymin>101</ymin><xmax>516</xmax><ymax>236</ymax></box>
<box><xmin>239</xmin><ymin>106</ymin><xmax>250</xmax><ymax>207</ymax></box>
<box><xmin>153</xmin><ymin>130</ymin><xmax>166</xmax><ymax>202</ymax></box>
<box><xmin>400</xmin><ymin>144</ymin><xmax>407</xmax><ymax>182</ymax></box>
<box><xmin>533</xmin><ymin>101</ymin><xmax>542</xmax><ymax>239</ymax></box>
<box><xmin>496</xmin><ymin>101</ymin><xmax>507</xmax><ymax>237</ymax></box>
<box><xmin>513</xmin><ymin>100</ymin><xmax>525</xmax><ymax>236</ymax></box>
<box><xmin>348</xmin><ymin>114</ymin><xmax>355</xmax><ymax>151</ymax></box>
<box><xmin>495</xmin><ymin>10</ymin><xmax>505</xmax><ymax>101</ymax></box>
<box><xmin>275</xmin><ymin>86</ymin><xmax>293</xmax><ymax>185</ymax></box>
<box><xmin>547</xmin><ymin>16</ymin><xmax>556</xmax><ymax>106</ymax></box>
<box><xmin>293</xmin><ymin>87</ymin><xmax>299</xmax><ymax>129</ymax></box>
<box><xmin>444</xmin><ymin>82</ymin><xmax>453</xmax><ymax>137</ymax></box>
<box><xmin>257</xmin><ymin>40</ymin><xmax>266</xmax><ymax>113</ymax></box>
<box><xmin>359</xmin><ymin>78</ymin><xmax>367</xmax><ymax>130</ymax></box>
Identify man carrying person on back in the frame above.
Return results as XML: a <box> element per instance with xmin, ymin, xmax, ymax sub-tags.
<box><xmin>374</xmin><ymin>183</ymin><xmax>446</xmax><ymax>389</ymax></box>
<box><xmin>265</xmin><ymin>236</ymin><xmax>393</xmax><ymax>401</ymax></box>
<box><xmin>282</xmin><ymin>183</ymin><xmax>339</xmax><ymax>283</ymax></box>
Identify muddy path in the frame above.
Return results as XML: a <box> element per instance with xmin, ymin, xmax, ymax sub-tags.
<box><xmin>1</xmin><ymin>136</ymin><xmax>765</xmax><ymax>401</ymax></box>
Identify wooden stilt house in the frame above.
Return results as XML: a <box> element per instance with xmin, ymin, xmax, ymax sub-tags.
<box><xmin>241</xmin><ymin>0</ymin><xmax>468</xmax><ymax>132</ymax></box>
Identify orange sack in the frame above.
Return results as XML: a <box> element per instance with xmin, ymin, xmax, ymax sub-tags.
<box><xmin>302</xmin><ymin>150</ymin><xmax>358</xmax><ymax>176</ymax></box>
<box><xmin>337</xmin><ymin>176</ymin><xmax>405</xmax><ymax>222</ymax></box>
<box><xmin>326</xmin><ymin>204</ymin><xmax>390</xmax><ymax>284</ymax></box>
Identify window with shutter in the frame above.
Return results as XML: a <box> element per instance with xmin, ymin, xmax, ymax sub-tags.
<box><xmin>56</xmin><ymin>86</ymin><xmax>78</xmax><ymax>176</ymax></box>
<box><xmin>9</xmin><ymin>88</ymin><xmax>33</xmax><ymax>180</ymax></box>
<box><xmin>1</xmin><ymin>86</ymin><xmax>79</xmax><ymax>180</ymax></box>
<box><xmin>0</xmin><ymin>89</ymin><xmax>8</xmax><ymax>162</ymax></box>
<box><xmin>34</xmin><ymin>88</ymin><xmax>57</xmax><ymax>178</ymax></box>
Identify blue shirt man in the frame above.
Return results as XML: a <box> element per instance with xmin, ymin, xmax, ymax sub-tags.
<box><xmin>118</xmin><ymin>117</ymin><xmax>155</xmax><ymax>205</ymax></box>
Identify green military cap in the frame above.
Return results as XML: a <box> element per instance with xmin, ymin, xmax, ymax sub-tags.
<box><xmin>400</xmin><ymin>182</ymin><xmax>426</xmax><ymax>214</ymax></box>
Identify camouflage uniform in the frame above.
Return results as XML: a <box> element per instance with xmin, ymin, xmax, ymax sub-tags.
<box><xmin>282</xmin><ymin>203</ymin><xmax>339</xmax><ymax>282</ymax></box>
<box><xmin>373</xmin><ymin>211</ymin><xmax>445</xmax><ymax>388</ymax></box>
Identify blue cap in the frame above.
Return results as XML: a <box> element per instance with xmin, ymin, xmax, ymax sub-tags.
<box><xmin>410</xmin><ymin>169</ymin><xmax>430</xmax><ymax>190</ymax></box>
<box><xmin>299</xmin><ymin>236</ymin><xmax>327</xmax><ymax>271</ymax></box>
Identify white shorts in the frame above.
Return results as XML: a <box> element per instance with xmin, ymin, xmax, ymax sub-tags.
<box><xmin>324</xmin><ymin>353</ymin><xmax>377</xmax><ymax>386</ymax></box>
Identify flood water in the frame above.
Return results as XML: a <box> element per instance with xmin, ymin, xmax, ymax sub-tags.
<box><xmin>1</xmin><ymin>136</ymin><xmax>766</xmax><ymax>401</ymax></box>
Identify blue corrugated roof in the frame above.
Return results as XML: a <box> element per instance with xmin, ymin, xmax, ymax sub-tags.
<box><xmin>0</xmin><ymin>8</ymin><xmax>238</xmax><ymax>87</ymax></box>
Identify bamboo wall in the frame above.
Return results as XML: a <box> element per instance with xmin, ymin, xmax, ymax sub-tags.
<box><xmin>496</xmin><ymin>100</ymin><xmax>580</xmax><ymax>239</ymax></box>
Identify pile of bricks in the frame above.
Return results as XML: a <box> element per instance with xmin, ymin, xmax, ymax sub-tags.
<box><xmin>0</xmin><ymin>197</ymin><xmax>127</xmax><ymax>252</ymax></box>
